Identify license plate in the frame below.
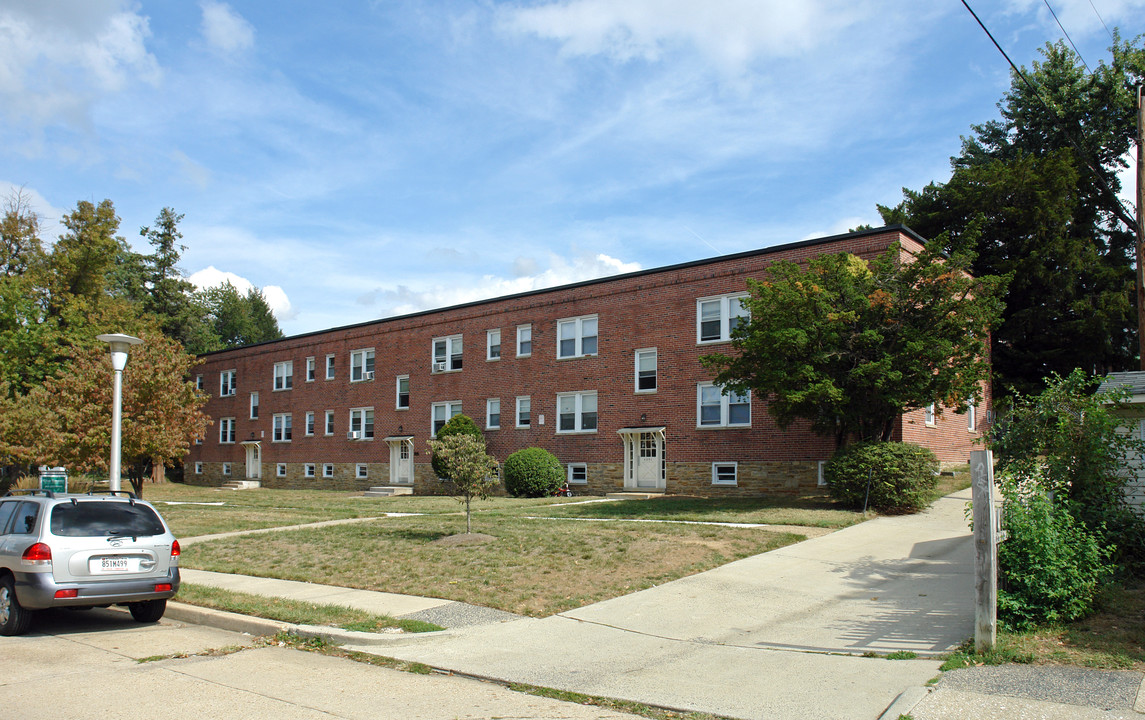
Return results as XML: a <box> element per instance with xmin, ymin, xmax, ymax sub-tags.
<box><xmin>96</xmin><ymin>557</ymin><xmax>129</xmax><ymax>572</ymax></box>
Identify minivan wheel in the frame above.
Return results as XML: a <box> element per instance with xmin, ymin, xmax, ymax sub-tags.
<box><xmin>0</xmin><ymin>575</ymin><xmax>32</xmax><ymax>636</ymax></box>
<box><xmin>128</xmin><ymin>599</ymin><xmax>167</xmax><ymax>623</ymax></box>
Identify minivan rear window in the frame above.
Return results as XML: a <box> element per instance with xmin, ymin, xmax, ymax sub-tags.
<box><xmin>50</xmin><ymin>502</ymin><xmax>166</xmax><ymax>537</ymax></box>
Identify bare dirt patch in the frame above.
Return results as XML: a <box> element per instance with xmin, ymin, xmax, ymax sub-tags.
<box><xmin>433</xmin><ymin>533</ymin><xmax>497</xmax><ymax>546</ymax></box>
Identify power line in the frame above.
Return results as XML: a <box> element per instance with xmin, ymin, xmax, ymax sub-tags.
<box><xmin>1087</xmin><ymin>0</ymin><xmax>1116</xmax><ymax>43</ymax></box>
<box><xmin>1043</xmin><ymin>0</ymin><xmax>1090</xmax><ymax>71</ymax></box>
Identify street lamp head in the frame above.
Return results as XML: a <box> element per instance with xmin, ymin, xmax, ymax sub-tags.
<box><xmin>97</xmin><ymin>334</ymin><xmax>143</xmax><ymax>372</ymax></box>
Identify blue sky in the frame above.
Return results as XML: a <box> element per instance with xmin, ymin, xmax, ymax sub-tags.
<box><xmin>2</xmin><ymin>0</ymin><xmax>1142</xmax><ymax>336</ymax></box>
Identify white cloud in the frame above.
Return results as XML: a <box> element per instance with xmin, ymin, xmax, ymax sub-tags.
<box><xmin>0</xmin><ymin>1</ymin><xmax>159</xmax><ymax>136</ymax></box>
<box><xmin>500</xmin><ymin>0</ymin><xmax>870</xmax><ymax>72</ymax></box>
<box><xmin>199</xmin><ymin>1</ymin><xmax>255</xmax><ymax>56</ymax></box>
<box><xmin>188</xmin><ymin>266</ymin><xmax>295</xmax><ymax>321</ymax></box>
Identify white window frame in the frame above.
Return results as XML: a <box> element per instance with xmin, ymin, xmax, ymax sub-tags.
<box><xmin>486</xmin><ymin>398</ymin><xmax>501</xmax><ymax>430</ymax></box>
<box><xmin>925</xmin><ymin>403</ymin><xmax>936</xmax><ymax>426</ymax></box>
<box><xmin>396</xmin><ymin>375</ymin><xmax>410</xmax><ymax>410</ymax></box>
<box><xmin>306</xmin><ymin>356</ymin><xmax>316</xmax><ymax>382</ymax></box>
<box><xmin>195</xmin><ymin>374</ymin><xmax>203</xmax><ymax>391</ymax></box>
<box><xmin>272</xmin><ymin>413</ymin><xmax>292</xmax><ymax>442</ymax></box>
<box><xmin>697</xmin><ymin>383</ymin><xmax>751</xmax><ymax>428</ymax></box>
<box><xmin>556</xmin><ymin>391</ymin><xmax>598</xmax><ymax>433</ymax></box>
<box><xmin>305</xmin><ymin>411</ymin><xmax>315</xmax><ymax>437</ymax></box>
<box><xmin>304</xmin><ymin>463</ymin><xmax>316</xmax><ymax>478</ymax></box>
<box><xmin>324</xmin><ymin>410</ymin><xmax>335</xmax><ymax>436</ymax></box>
<box><xmin>222</xmin><ymin>462</ymin><xmax>231</xmax><ymax>476</ymax></box>
<box><xmin>249</xmin><ymin>392</ymin><xmax>259</xmax><ymax>420</ymax></box>
<box><xmin>350</xmin><ymin>348</ymin><xmax>375</xmax><ymax>383</ymax></box>
<box><xmin>635</xmin><ymin>348</ymin><xmax>657</xmax><ymax>393</ymax></box>
<box><xmin>967</xmin><ymin>398</ymin><xmax>977</xmax><ymax>432</ymax></box>
<box><xmin>557</xmin><ymin>315</ymin><xmax>598</xmax><ymax>358</ymax></box>
<box><xmin>567</xmin><ymin>463</ymin><xmax>588</xmax><ymax>485</ymax></box>
<box><xmin>322</xmin><ymin>463</ymin><xmax>334</xmax><ymax>478</ymax></box>
<box><xmin>516</xmin><ymin>396</ymin><xmax>531</xmax><ymax>428</ymax></box>
<box><xmin>276</xmin><ymin>463</ymin><xmax>287</xmax><ymax>478</ymax></box>
<box><xmin>431</xmin><ymin>401</ymin><xmax>462</xmax><ymax>436</ymax></box>
<box><xmin>696</xmin><ymin>293</ymin><xmax>749</xmax><ymax>344</ymax></box>
<box><xmin>818</xmin><ymin>460</ymin><xmax>828</xmax><ymax>487</ymax></box>
<box><xmin>349</xmin><ymin>407</ymin><xmax>374</xmax><ymax>440</ymax></box>
<box><xmin>219</xmin><ymin>417</ymin><xmax>236</xmax><ymax>444</ymax></box>
<box><xmin>220</xmin><ymin>370</ymin><xmax>236</xmax><ymax>397</ymax></box>
<box><xmin>516</xmin><ymin>324</ymin><xmax>532</xmax><ymax>357</ymax></box>
<box><xmin>712</xmin><ymin>462</ymin><xmax>738</xmax><ymax>486</ymax></box>
<box><xmin>432</xmin><ymin>335</ymin><xmax>463</xmax><ymax>372</ymax></box>
<box><xmin>273</xmin><ymin>361</ymin><xmax>293</xmax><ymax>391</ymax></box>
<box><xmin>325</xmin><ymin>354</ymin><xmax>336</xmax><ymax>380</ymax></box>
<box><xmin>356</xmin><ymin>463</ymin><xmax>369</xmax><ymax>479</ymax></box>
<box><xmin>194</xmin><ymin>461</ymin><xmax>203</xmax><ymax>475</ymax></box>
<box><xmin>487</xmin><ymin>329</ymin><xmax>501</xmax><ymax>361</ymax></box>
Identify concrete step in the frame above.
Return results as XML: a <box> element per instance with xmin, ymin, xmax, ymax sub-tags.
<box><xmin>363</xmin><ymin>486</ymin><xmax>414</xmax><ymax>497</ymax></box>
<box><xmin>604</xmin><ymin>491</ymin><xmax>664</xmax><ymax>500</ymax></box>
<box><xmin>220</xmin><ymin>480</ymin><xmax>261</xmax><ymax>490</ymax></box>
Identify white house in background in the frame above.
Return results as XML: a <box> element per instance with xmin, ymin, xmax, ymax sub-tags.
<box><xmin>1097</xmin><ymin>371</ymin><xmax>1145</xmax><ymax>515</ymax></box>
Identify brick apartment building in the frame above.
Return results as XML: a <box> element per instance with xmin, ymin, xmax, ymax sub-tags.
<box><xmin>185</xmin><ymin>225</ymin><xmax>986</xmax><ymax>496</ymax></box>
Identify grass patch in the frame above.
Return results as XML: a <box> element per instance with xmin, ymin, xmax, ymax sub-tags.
<box><xmin>176</xmin><ymin>582</ymin><xmax>442</xmax><ymax>633</ymax></box>
<box><xmin>524</xmin><ymin>493</ymin><xmax>863</xmax><ymax>528</ymax></box>
<box><xmin>182</xmin><ymin>514</ymin><xmax>804</xmax><ymax>617</ymax></box>
<box><xmin>922</xmin><ymin>467</ymin><xmax>972</xmax><ymax>505</ymax></box>
<box><xmin>508</xmin><ymin>682</ymin><xmax>733</xmax><ymax>720</ymax></box>
<box><xmin>135</xmin><ymin>644</ymin><xmax>250</xmax><ymax>663</ymax></box>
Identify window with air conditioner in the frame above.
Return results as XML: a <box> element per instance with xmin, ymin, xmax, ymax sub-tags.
<box><xmin>351</xmin><ymin>349</ymin><xmax>375</xmax><ymax>382</ymax></box>
<box><xmin>349</xmin><ymin>407</ymin><xmax>374</xmax><ymax>440</ymax></box>
<box><xmin>432</xmin><ymin>335</ymin><xmax>463</xmax><ymax>372</ymax></box>
<box><xmin>220</xmin><ymin>370</ymin><xmax>236</xmax><ymax>397</ymax></box>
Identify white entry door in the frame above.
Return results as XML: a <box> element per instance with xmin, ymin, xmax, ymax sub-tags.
<box><xmin>388</xmin><ymin>438</ymin><xmax>414</xmax><ymax>485</ymax></box>
<box><xmin>620</xmin><ymin>429</ymin><xmax>665</xmax><ymax>491</ymax></box>
<box><xmin>242</xmin><ymin>442</ymin><xmax>261</xmax><ymax>479</ymax></box>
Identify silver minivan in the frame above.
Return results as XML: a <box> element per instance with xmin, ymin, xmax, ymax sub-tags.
<box><xmin>0</xmin><ymin>490</ymin><xmax>181</xmax><ymax>635</ymax></box>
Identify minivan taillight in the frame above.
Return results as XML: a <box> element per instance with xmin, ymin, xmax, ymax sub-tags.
<box><xmin>21</xmin><ymin>542</ymin><xmax>52</xmax><ymax>566</ymax></box>
<box><xmin>171</xmin><ymin>540</ymin><xmax>181</xmax><ymax>557</ymax></box>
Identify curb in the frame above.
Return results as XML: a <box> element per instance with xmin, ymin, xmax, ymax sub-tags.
<box><xmin>878</xmin><ymin>686</ymin><xmax>932</xmax><ymax>720</ymax></box>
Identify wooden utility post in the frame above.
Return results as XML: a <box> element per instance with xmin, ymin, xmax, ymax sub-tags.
<box><xmin>1137</xmin><ymin>85</ymin><xmax>1144</xmax><ymax>370</ymax></box>
<box><xmin>971</xmin><ymin>449</ymin><xmax>998</xmax><ymax>652</ymax></box>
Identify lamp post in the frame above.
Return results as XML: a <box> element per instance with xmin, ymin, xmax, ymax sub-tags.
<box><xmin>97</xmin><ymin>334</ymin><xmax>143</xmax><ymax>492</ymax></box>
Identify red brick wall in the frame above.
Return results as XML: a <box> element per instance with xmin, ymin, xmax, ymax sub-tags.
<box><xmin>187</xmin><ymin>227</ymin><xmax>974</xmax><ymax>492</ymax></box>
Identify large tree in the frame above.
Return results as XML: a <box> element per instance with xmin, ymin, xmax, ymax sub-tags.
<box><xmin>880</xmin><ymin>36</ymin><xmax>1145</xmax><ymax>396</ymax></box>
<box><xmin>701</xmin><ymin>243</ymin><xmax>1004</xmax><ymax>446</ymax></box>
<box><xmin>196</xmin><ymin>281</ymin><xmax>283</xmax><ymax>350</ymax></box>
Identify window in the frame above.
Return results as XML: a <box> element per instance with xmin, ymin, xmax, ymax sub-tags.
<box><xmin>432</xmin><ymin>401</ymin><xmax>462</xmax><ymax>436</ymax></box>
<box><xmin>568</xmin><ymin>463</ymin><xmax>588</xmax><ymax>485</ymax></box>
<box><xmin>194</xmin><ymin>437</ymin><xmax>203</xmax><ymax>445</ymax></box>
<box><xmin>349</xmin><ymin>407</ymin><xmax>374</xmax><ymax>440</ymax></box>
<box><xmin>273</xmin><ymin>361</ymin><xmax>293</xmax><ymax>391</ymax></box>
<box><xmin>219</xmin><ymin>417</ymin><xmax>236</xmax><ymax>444</ymax></box>
<box><xmin>356</xmin><ymin>463</ymin><xmax>368</xmax><ymax>479</ymax></box>
<box><xmin>516</xmin><ymin>396</ymin><xmax>531</xmax><ymax>428</ymax></box>
<box><xmin>925</xmin><ymin>403</ymin><xmax>936</xmax><ymax>426</ymax></box>
<box><xmin>273</xmin><ymin>413</ymin><xmax>292</xmax><ymax>442</ymax></box>
<box><xmin>305</xmin><ymin>411</ymin><xmax>315</xmax><ymax>436</ymax></box>
<box><xmin>486</xmin><ymin>398</ymin><xmax>500</xmax><ymax>429</ymax></box>
<box><xmin>324</xmin><ymin>410</ymin><xmax>335</xmax><ymax>436</ymax></box>
<box><xmin>712</xmin><ymin>462</ymin><xmax>738</xmax><ymax>486</ymax></box>
<box><xmin>557</xmin><ymin>315</ymin><xmax>598</xmax><ymax>358</ymax></box>
<box><xmin>697</xmin><ymin>294</ymin><xmax>749</xmax><ymax>343</ymax></box>
<box><xmin>249</xmin><ymin>392</ymin><xmax>259</xmax><ymax>419</ymax></box>
<box><xmin>276</xmin><ymin>463</ymin><xmax>287</xmax><ymax>477</ymax></box>
<box><xmin>635</xmin><ymin>348</ymin><xmax>657</xmax><ymax>393</ymax></box>
<box><xmin>967</xmin><ymin>398</ymin><xmax>977</xmax><ymax>432</ymax></box>
<box><xmin>351</xmin><ymin>349</ymin><xmax>375</xmax><ymax>382</ymax></box>
<box><xmin>222</xmin><ymin>462</ymin><xmax>231</xmax><ymax>476</ymax></box>
<box><xmin>195</xmin><ymin>374</ymin><xmax>203</xmax><ymax>391</ymax></box>
<box><xmin>304</xmin><ymin>464</ymin><xmax>315</xmax><ymax>478</ymax></box>
<box><xmin>396</xmin><ymin>375</ymin><xmax>409</xmax><ymax>410</ymax></box>
<box><xmin>194</xmin><ymin>462</ymin><xmax>203</xmax><ymax>475</ymax></box>
<box><xmin>557</xmin><ymin>392</ymin><xmax>597</xmax><ymax>433</ymax></box>
<box><xmin>323</xmin><ymin>463</ymin><xmax>334</xmax><ymax>478</ymax></box>
<box><xmin>306</xmin><ymin>356</ymin><xmax>316</xmax><ymax>382</ymax></box>
<box><xmin>818</xmin><ymin>460</ymin><xmax>828</xmax><ymax>487</ymax></box>
<box><xmin>697</xmin><ymin>384</ymin><xmax>751</xmax><ymax>427</ymax></box>
<box><xmin>487</xmin><ymin>329</ymin><xmax>501</xmax><ymax>360</ymax></box>
<box><xmin>517</xmin><ymin>324</ymin><xmax>532</xmax><ymax>357</ymax></box>
<box><xmin>432</xmin><ymin>335</ymin><xmax>463</xmax><ymax>372</ymax></box>
<box><xmin>220</xmin><ymin>370</ymin><xmax>236</xmax><ymax>397</ymax></box>
<box><xmin>325</xmin><ymin>354</ymin><xmax>336</xmax><ymax>380</ymax></box>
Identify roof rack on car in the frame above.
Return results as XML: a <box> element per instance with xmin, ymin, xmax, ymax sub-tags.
<box><xmin>4</xmin><ymin>489</ymin><xmax>55</xmax><ymax>498</ymax></box>
<box><xmin>85</xmin><ymin>489</ymin><xmax>139</xmax><ymax>500</ymax></box>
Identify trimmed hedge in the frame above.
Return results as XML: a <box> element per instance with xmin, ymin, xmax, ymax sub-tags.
<box><xmin>431</xmin><ymin>414</ymin><xmax>484</xmax><ymax>480</ymax></box>
<box><xmin>504</xmin><ymin>447</ymin><xmax>564</xmax><ymax>498</ymax></box>
<box><xmin>824</xmin><ymin>441</ymin><xmax>938</xmax><ymax>514</ymax></box>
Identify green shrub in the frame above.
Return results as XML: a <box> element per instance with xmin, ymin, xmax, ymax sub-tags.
<box><xmin>997</xmin><ymin>484</ymin><xmax>1114</xmax><ymax>630</ymax></box>
<box><xmin>824</xmin><ymin>441</ymin><xmax>938</xmax><ymax>514</ymax></box>
<box><xmin>431</xmin><ymin>415</ymin><xmax>484</xmax><ymax>480</ymax></box>
<box><xmin>503</xmin><ymin>447</ymin><xmax>564</xmax><ymax>498</ymax></box>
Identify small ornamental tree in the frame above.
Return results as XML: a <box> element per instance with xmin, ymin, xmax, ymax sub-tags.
<box><xmin>430</xmin><ymin>414</ymin><xmax>484</xmax><ymax>480</ymax></box>
<box><xmin>428</xmin><ymin>433</ymin><xmax>499</xmax><ymax>534</ymax></box>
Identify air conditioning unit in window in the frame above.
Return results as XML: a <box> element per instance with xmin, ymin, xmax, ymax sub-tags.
<box><xmin>433</xmin><ymin>362</ymin><xmax>447</xmax><ymax>372</ymax></box>
<box><xmin>347</xmin><ymin>431</ymin><xmax>360</xmax><ymax>440</ymax></box>
<box><xmin>364</xmin><ymin>371</ymin><xmax>375</xmax><ymax>381</ymax></box>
